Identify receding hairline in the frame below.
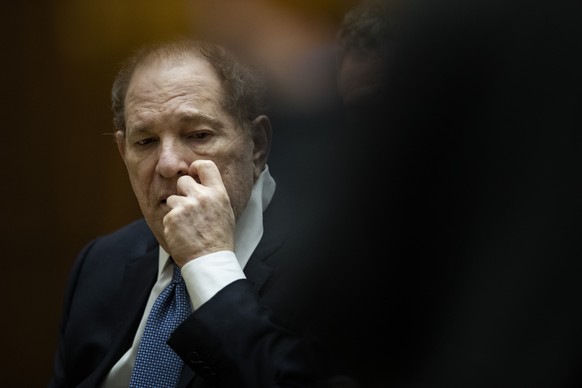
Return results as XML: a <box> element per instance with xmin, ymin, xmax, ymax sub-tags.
<box><xmin>132</xmin><ymin>40</ymin><xmax>218</xmax><ymax>70</ymax></box>
<box><xmin>112</xmin><ymin>39</ymin><xmax>268</xmax><ymax>136</ymax></box>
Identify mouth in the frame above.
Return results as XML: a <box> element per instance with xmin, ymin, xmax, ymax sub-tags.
<box><xmin>160</xmin><ymin>194</ymin><xmax>172</xmax><ymax>205</ymax></box>
<box><xmin>159</xmin><ymin>188</ymin><xmax>179</xmax><ymax>206</ymax></box>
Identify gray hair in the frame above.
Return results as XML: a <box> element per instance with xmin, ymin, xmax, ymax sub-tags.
<box><xmin>111</xmin><ymin>39</ymin><xmax>267</xmax><ymax>136</ymax></box>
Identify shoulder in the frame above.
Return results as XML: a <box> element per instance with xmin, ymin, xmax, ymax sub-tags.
<box><xmin>59</xmin><ymin>218</ymin><xmax>158</xmax><ymax>319</ymax></box>
<box><xmin>76</xmin><ymin>218</ymin><xmax>157</xmax><ymax>265</ymax></box>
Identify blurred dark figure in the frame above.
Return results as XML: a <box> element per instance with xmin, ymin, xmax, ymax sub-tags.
<box><xmin>335</xmin><ymin>0</ymin><xmax>393</xmax><ymax>110</ymax></box>
<box><xmin>320</xmin><ymin>0</ymin><xmax>582</xmax><ymax>386</ymax></box>
<box><xmin>298</xmin><ymin>1</ymin><xmax>416</xmax><ymax>386</ymax></box>
<box><xmin>308</xmin><ymin>0</ymin><xmax>582</xmax><ymax>387</ymax></box>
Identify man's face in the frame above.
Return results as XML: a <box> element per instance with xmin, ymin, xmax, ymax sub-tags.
<box><xmin>118</xmin><ymin>55</ymin><xmax>258</xmax><ymax>250</ymax></box>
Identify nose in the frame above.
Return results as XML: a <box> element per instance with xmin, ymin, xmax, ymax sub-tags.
<box><xmin>155</xmin><ymin>141</ymin><xmax>190</xmax><ymax>178</ymax></box>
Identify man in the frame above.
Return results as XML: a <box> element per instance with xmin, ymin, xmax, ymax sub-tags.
<box><xmin>49</xmin><ymin>39</ymin><xmax>330</xmax><ymax>388</ymax></box>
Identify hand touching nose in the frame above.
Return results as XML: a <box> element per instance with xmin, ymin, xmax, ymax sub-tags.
<box><xmin>164</xmin><ymin>160</ymin><xmax>235</xmax><ymax>266</ymax></box>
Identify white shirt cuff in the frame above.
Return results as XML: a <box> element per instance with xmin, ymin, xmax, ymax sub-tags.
<box><xmin>181</xmin><ymin>250</ymin><xmax>246</xmax><ymax>310</ymax></box>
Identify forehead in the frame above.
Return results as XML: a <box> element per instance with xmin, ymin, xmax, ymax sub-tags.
<box><xmin>123</xmin><ymin>55</ymin><xmax>235</xmax><ymax>132</ymax></box>
<box><xmin>126</xmin><ymin>55</ymin><xmax>223</xmax><ymax>103</ymax></box>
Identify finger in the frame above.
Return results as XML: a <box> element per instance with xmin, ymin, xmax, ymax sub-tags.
<box><xmin>176</xmin><ymin>175</ymin><xmax>198</xmax><ymax>197</ymax></box>
<box><xmin>188</xmin><ymin>159</ymin><xmax>226</xmax><ymax>190</ymax></box>
<box><xmin>165</xmin><ymin>193</ymin><xmax>187</xmax><ymax>209</ymax></box>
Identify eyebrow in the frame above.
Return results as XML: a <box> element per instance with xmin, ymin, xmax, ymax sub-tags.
<box><xmin>127</xmin><ymin>111</ymin><xmax>225</xmax><ymax>135</ymax></box>
<box><xmin>179</xmin><ymin>111</ymin><xmax>224</xmax><ymax>129</ymax></box>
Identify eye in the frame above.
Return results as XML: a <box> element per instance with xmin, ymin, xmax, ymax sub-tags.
<box><xmin>135</xmin><ymin>137</ymin><xmax>158</xmax><ymax>146</ymax></box>
<box><xmin>186</xmin><ymin>131</ymin><xmax>211</xmax><ymax>141</ymax></box>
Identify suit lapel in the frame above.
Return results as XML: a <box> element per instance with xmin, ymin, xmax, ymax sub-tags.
<box><xmin>113</xmin><ymin>248</ymin><xmax>159</xmax><ymax>353</ymax></box>
<box><xmin>85</xmin><ymin>246</ymin><xmax>159</xmax><ymax>387</ymax></box>
<box><xmin>243</xmin><ymin>187</ymin><xmax>291</xmax><ymax>294</ymax></box>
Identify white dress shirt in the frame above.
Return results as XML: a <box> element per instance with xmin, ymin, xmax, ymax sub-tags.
<box><xmin>101</xmin><ymin>166</ymin><xmax>276</xmax><ymax>388</ymax></box>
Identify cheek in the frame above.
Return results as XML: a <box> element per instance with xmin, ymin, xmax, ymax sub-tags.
<box><xmin>217</xmin><ymin>150</ymin><xmax>256</xmax><ymax>216</ymax></box>
<box><xmin>125</xmin><ymin>159</ymin><xmax>144</xmax><ymax>185</ymax></box>
<box><xmin>215</xmin><ymin>138</ymin><xmax>255</xmax><ymax>173</ymax></box>
<box><xmin>124</xmin><ymin>155</ymin><xmax>155</xmax><ymax>195</ymax></box>
<box><xmin>219</xmin><ymin>151</ymin><xmax>255</xmax><ymax>187</ymax></box>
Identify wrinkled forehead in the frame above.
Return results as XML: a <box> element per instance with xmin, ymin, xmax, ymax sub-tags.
<box><xmin>125</xmin><ymin>55</ymin><xmax>227</xmax><ymax>113</ymax></box>
<box><xmin>122</xmin><ymin>54</ymin><xmax>245</xmax><ymax>136</ymax></box>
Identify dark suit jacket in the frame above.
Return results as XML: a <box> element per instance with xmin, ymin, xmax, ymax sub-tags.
<box><xmin>49</xmin><ymin>188</ymin><xmax>327</xmax><ymax>388</ymax></box>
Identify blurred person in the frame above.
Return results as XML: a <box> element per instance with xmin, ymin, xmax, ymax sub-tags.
<box><xmin>322</xmin><ymin>0</ymin><xmax>582</xmax><ymax>386</ymax></box>
<box><xmin>345</xmin><ymin>0</ymin><xmax>582</xmax><ymax>386</ymax></box>
<box><xmin>335</xmin><ymin>0</ymin><xmax>394</xmax><ymax>111</ymax></box>
<box><xmin>48</xmin><ymin>38</ymin><xmax>351</xmax><ymax>388</ymax></box>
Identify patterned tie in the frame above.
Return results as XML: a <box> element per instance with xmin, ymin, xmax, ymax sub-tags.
<box><xmin>129</xmin><ymin>263</ymin><xmax>192</xmax><ymax>388</ymax></box>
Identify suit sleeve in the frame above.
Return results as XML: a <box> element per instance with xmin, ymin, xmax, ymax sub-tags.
<box><xmin>169</xmin><ymin>279</ymin><xmax>328</xmax><ymax>388</ymax></box>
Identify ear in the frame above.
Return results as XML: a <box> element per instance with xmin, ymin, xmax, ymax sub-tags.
<box><xmin>251</xmin><ymin>115</ymin><xmax>272</xmax><ymax>179</ymax></box>
<box><xmin>114</xmin><ymin>131</ymin><xmax>127</xmax><ymax>163</ymax></box>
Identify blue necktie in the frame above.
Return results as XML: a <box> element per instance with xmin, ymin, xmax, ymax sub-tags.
<box><xmin>129</xmin><ymin>263</ymin><xmax>192</xmax><ymax>388</ymax></box>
